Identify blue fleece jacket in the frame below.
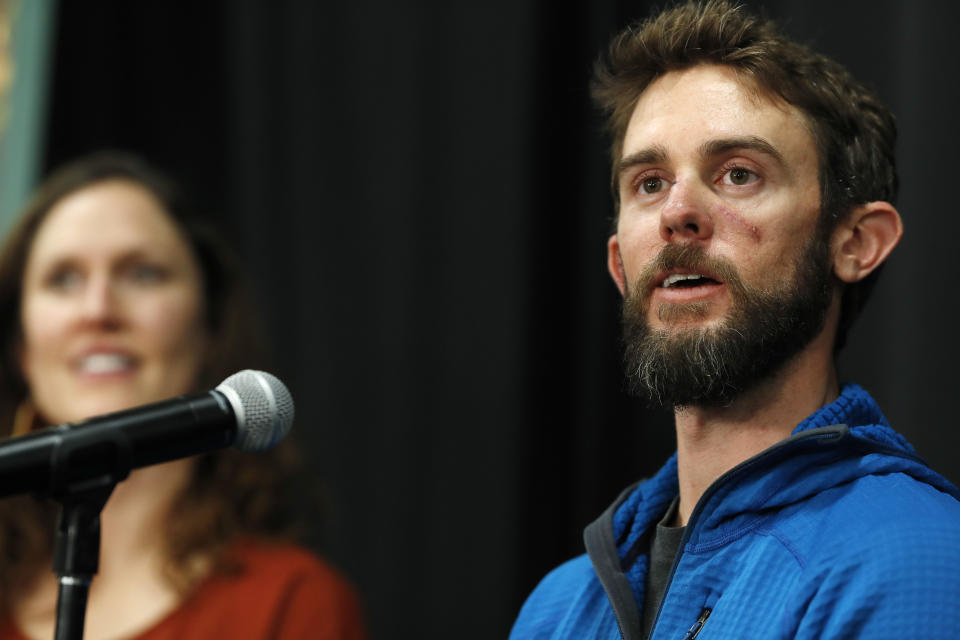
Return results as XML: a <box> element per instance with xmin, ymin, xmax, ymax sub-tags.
<box><xmin>511</xmin><ymin>385</ymin><xmax>960</xmax><ymax>639</ymax></box>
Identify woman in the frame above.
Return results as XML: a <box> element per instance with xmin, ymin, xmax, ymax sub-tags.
<box><xmin>0</xmin><ymin>152</ymin><xmax>365</xmax><ymax>639</ymax></box>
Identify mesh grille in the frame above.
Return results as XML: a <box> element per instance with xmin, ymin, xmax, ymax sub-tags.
<box><xmin>217</xmin><ymin>370</ymin><xmax>294</xmax><ymax>451</ymax></box>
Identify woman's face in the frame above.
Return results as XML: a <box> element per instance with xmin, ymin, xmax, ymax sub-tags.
<box><xmin>19</xmin><ymin>179</ymin><xmax>209</xmax><ymax>425</ymax></box>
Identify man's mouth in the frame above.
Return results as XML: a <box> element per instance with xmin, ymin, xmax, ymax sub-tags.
<box><xmin>660</xmin><ymin>273</ymin><xmax>721</xmax><ymax>288</ymax></box>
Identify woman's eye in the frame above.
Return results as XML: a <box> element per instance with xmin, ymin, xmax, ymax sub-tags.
<box><xmin>46</xmin><ymin>268</ymin><xmax>82</xmax><ymax>291</ymax></box>
<box><xmin>128</xmin><ymin>264</ymin><xmax>166</xmax><ymax>284</ymax></box>
<box><xmin>639</xmin><ymin>176</ymin><xmax>664</xmax><ymax>194</ymax></box>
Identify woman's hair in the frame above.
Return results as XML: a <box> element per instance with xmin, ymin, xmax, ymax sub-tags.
<box><xmin>0</xmin><ymin>151</ymin><xmax>303</xmax><ymax>600</ymax></box>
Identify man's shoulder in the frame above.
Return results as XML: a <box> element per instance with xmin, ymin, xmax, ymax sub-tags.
<box><xmin>786</xmin><ymin>467</ymin><xmax>960</xmax><ymax>538</ymax></box>
<box><xmin>509</xmin><ymin>554</ymin><xmax>621</xmax><ymax>640</ymax></box>
<box><xmin>775</xmin><ymin>468</ymin><xmax>960</xmax><ymax>578</ymax></box>
<box><xmin>524</xmin><ymin>553</ymin><xmax>597</xmax><ymax>596</ymax></box>
<box><xmin>512</xmin><ymin>554</ymin><xmax>599</xmax><ymax>623</ymax></box>
<box><xmin>771</xmin><ymin>472</ymin><xmax>960</xmax><ymax>636</ymax></box>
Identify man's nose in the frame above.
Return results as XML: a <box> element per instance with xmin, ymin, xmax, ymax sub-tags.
<box><xmin>659</xmin><ymin>179</ymin><xmax>714</xmax><ymax>244</ymax></box>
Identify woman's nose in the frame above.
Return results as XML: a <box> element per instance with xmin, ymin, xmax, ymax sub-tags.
<box><xmin>79</xmin><ymin>274</ymin><xmax>121</xmax><ymax>326</ymax></box>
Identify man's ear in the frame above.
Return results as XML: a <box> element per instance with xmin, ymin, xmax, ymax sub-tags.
<box><xmin>607</xmin><ymin>234</ymin><xmax>627</xmax><ymax>296</ymax></box>
<box><xmin>832</xmin><ymin>201</ymin><xmax>903</xmax><ymax>284</ymax></box>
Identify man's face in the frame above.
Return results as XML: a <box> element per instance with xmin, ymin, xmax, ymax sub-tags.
<box><xmin>608</xmin><ymin>64</ymin><xmax>835</xmax><ymax>407</ymax></box>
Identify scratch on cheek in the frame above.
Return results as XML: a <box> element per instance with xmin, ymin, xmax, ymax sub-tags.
<box><xmin>717</xmin><ymin>206</ymin><xmax>761</xmax><ymax>242</ymax></box>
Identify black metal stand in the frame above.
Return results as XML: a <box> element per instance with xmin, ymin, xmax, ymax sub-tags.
<box><xmin>40</xmin><ymin>408</ymin><xmax>135</xmax><ymax>640</ymax></box>
<box><xmin>51</xmin><ymin>484</ymin><xmax>115</xmax><ymax>640</ymax></box>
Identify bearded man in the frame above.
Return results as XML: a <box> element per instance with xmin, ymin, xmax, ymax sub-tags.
<box><xmin>510</xmin><ymin>2</ymin><xmax>960</xmax><ymax>639</ymax></box>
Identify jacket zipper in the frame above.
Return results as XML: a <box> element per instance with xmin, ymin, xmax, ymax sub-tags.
<box><xmin>648</xmin><ymin>426</ymin><xmax>852</xmax><ymax>636</ymax></box>
<box><xmin>681</xmin><ymin>608</ymin><xmax>711</xmax><ymax>640</ymax></box>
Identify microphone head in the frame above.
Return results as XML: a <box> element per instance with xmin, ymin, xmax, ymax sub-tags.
<box><xmin>216</xmin><ymin>370</ymin><xmax>295</xmax><ymax>451</ymax></box>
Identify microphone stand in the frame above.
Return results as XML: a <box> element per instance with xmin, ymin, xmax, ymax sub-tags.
<box><xmin>47</xmin><ymin>425</ymin><xmax>133</xmax><ymax>640</ymax></box>
<box><xmin>52</xmin><ymin>484</ymin><xmax>116</xmax><ymax>640</ymax></box>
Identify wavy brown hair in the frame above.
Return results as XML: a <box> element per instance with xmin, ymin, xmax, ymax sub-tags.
<box><xmin>592</xmin><ymin>0</ymin><xmax>898</xmax><ymax>351</ymax></box>
<box><xmin>0</xmin><ymin>151</ymin><xmax>304</xmax><ymax>603</ymax></box>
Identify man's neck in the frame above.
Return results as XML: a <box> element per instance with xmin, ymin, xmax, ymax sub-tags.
<box><xmin>671</xmin><ymin>338</ymin><xmax>839</xmax><ymax>527</ymax></box>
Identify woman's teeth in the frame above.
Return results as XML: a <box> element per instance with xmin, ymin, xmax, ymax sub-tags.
<box><xmin>79</xmin><ymin>354</ymin><xmax>133</xmax><ymax>374</ymax></box>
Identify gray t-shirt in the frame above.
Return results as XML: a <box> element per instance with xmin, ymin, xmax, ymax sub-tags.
<box><xmin>640</xmin><ymin>497</ymin><xmax>685</xmax><ymax>639</ymax></box>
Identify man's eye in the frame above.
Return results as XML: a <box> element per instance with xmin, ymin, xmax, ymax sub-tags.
<box><xmin>724</xmin><ymin>167</ymin><xmax>757</xmax><ymax>186</ymax></box>
<box><xmin>639</xmin><ymin>176</ymin><xmax>664</xmax><ymax>194</ymax></box>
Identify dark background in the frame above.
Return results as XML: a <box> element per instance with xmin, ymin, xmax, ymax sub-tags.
<box><xmin>39</xmin><ymin>1</ymin><xmax>960</xmax><ymax>637</ymax></box>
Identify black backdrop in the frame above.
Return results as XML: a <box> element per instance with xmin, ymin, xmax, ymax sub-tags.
<box><xmin>41</xmin><ymin>1</ymin><xmax>960</xmax><ymax>637</ymax></box>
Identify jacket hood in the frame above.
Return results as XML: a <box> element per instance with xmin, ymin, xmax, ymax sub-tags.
<box><xmin>582</xmin><ymin>383</ymin><xmax>960</xmax><ymax>640</ymax></box>
<box><xmin>610</xmin><ymin>383</ymin><xmax>960</xmax><ymax>561</ymax></box>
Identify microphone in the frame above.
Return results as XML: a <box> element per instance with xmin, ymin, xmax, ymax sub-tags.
<box><xmin>0</xmin><ymin>370</ymin><xmax>294</xmax><ymax>499</ymax></box>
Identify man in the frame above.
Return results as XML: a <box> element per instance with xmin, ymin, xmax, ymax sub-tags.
<box><xmin>511</xmin><ymin>2</ymin><xmax>960</xmax><ymax>638</ymax></box>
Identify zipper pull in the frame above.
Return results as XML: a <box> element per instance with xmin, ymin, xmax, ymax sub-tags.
<box><xmin>680</xmin><ymin>608</ymin><xmax>711</xmax><ymax>640</ymax></box>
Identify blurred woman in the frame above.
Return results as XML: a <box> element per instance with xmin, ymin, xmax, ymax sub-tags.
<box><xmin>0</xmin><ymin>152</ymin><xmax>365</xmax><ymax>639</ymax></box>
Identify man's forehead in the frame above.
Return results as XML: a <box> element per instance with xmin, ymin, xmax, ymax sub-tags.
<box><xmin>621</xmin><ymin>64</ymin><xmax>812</xmax><ymax>160</ymax></box>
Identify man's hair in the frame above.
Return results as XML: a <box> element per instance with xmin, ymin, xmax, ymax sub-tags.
<box><xmin>592</xmin><ymin>0</ymin><xmax>898</xmax><ymax>351</ymax></box>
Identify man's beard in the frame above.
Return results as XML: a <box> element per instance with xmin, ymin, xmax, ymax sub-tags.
<box><xmin>621</xmin><ymin>231</ymin><xmax>834</xmax><ymax>409</ymax></box>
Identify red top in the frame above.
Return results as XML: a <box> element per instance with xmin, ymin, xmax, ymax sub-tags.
<box><xmin>0</xmin><ymin>540</ymin><xmax>366</xmax><ymax>640</ymax></box>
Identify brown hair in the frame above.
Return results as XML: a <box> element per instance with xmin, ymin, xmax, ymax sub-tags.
<box><xmin>0</xmin><ymin>151</ymin><xmax>304</xmax><ymax>601</ymax></box>
<box><xmin>592</xmin><ymin>0</ymin><xmax>898</xmax><ymax>350</ymax></box>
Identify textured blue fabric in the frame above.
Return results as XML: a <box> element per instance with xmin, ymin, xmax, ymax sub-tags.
<box><xmin>510</xmin><ymin>384</ymin><xmax>960</xmax><ymax>639</ymax></box>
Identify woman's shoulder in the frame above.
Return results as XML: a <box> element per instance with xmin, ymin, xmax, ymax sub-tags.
<box><xmin>224</xmin><ymin>538</ymin><xmax>348</xmax><ymax>582</ymax></box>
<box><xmin>0</xmin><ymin>615</ymin><xmax>26</xmax><ymax>640</ymax></box>
<box><xmin>147</xmin><ymin>538</ymin><xmax>366</xmax><ymax>640</ymax></box>
<box><xmin>0</xmin><ymin>540</ymin><xmax>367</xmax><ymax>640</ymax></box>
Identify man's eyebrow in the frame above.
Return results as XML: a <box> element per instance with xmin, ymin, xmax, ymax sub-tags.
<box><xmin>615</xmin><ymin>144</ymin><xmax>668</xmax><ymax>181</ymax></box>
<box><xmin>699</xmin><ymin>136</ymin><xmax>785</xmax><ymax>166</ymax></box>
